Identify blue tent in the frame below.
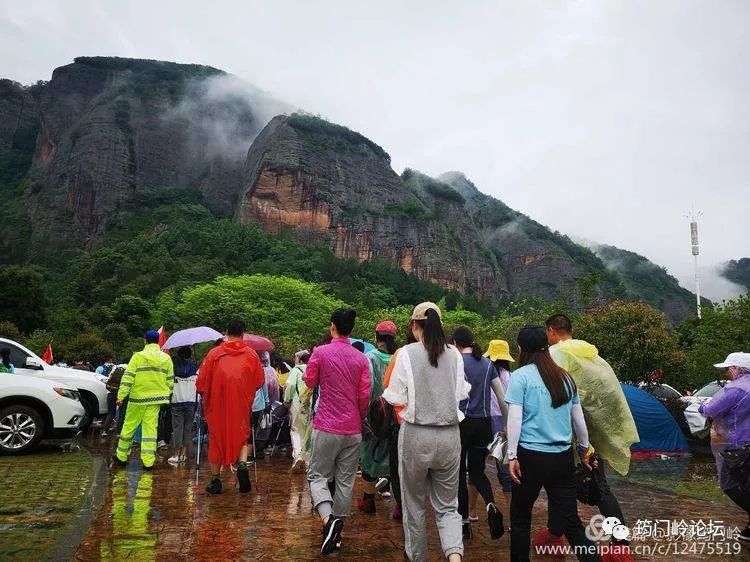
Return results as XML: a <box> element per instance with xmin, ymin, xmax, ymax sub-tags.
<box><xmin>621</xmin><ymin>384</ymin><xmax>689</xmax><ymax>453</ymax></box>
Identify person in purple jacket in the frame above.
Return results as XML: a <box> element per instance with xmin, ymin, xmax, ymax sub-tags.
<box><xmin>700</xmin><ymin>352</ymin><xmax>750</xmax><ymax>541</ymax></box>
<box><xmin>303</xmin><ymin>308</ymin><xmax>371</xmax><ymax>556</ymax></box>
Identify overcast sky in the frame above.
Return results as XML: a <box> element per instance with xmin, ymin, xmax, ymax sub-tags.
<box><xmin>2</xmin><ymin>0</ymin><xmax>748</xmax><ymax>299</ymax></box>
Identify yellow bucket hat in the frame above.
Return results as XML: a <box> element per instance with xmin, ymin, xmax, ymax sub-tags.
<box><xmin>484</xmin><ymin>339</ymin><xmax>515</xmax><ymax>362</ymax></box>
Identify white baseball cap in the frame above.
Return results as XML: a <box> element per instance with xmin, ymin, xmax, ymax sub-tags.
<box><xmin>714</xmin><ymin>352</ymin><xmax>750</xmax><ymax>370</ymax></box>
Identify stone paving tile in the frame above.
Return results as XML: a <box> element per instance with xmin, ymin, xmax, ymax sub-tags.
<box><xmin>73</xmin><ymin>437</ymin><xmax>750</xmax><ymax>561</ymax></box>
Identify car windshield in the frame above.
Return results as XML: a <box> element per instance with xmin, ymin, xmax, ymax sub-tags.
<box><xmin>3</xmin><ymin>343</ymin><xmax>30</xmax><ymax>368</ymax></box>
<box><xmin>694</xmin><ymin>381</ymin><xmax>723</xmax><ymax>398</ymax></box>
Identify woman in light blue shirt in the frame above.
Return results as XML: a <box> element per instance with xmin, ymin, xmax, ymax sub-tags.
<box><xmin>505</xmin><ymin>326</ymin><xmax>599</xmax><ymax>562</ymax></box>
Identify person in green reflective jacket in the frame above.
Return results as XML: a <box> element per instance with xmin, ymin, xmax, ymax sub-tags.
<box><xmin>357</xmin><ymin>320</ymin><xmax>399</xmax><ymax>515</ymax></box>
<box><xmin>112</xmin><ymin>330</ymin><xmax>174</xmax><ymax>470</ymax></box>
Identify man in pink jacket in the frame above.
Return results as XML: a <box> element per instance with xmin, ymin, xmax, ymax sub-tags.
<box><xmin>304</xmin><ymin>308</ymin><xmax>371</xmax><ymax>556</ymax></box>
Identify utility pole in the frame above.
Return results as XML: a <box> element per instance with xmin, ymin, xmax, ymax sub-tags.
<box><xmin>688</xmin><ymin>212</ymin><xmax>703</xmax><ymax>319</ymax></box>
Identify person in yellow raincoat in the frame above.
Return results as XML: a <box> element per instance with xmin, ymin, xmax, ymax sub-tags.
<box><xmin>538</xmin><ymin>314</ymin><xmax>639</xmax><ymax>557</ymax></box>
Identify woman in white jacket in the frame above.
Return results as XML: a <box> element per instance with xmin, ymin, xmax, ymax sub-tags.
<box><xmin>169</xmin><ymin>346</ymin><xmax>198</xmax><ymax>464</ymax></box>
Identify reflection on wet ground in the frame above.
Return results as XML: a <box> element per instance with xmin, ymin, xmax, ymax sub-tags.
<box><xmin>70</xmin><ymin>435</ymin><xmax>750</xmax><ymax>561</ymax></box>
<box><xmin>0</xmin><ymin>443</ymin><xmax>93</xmax><ymax>560</ymax></box>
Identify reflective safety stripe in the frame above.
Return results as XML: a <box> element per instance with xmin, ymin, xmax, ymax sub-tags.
<box><xmin>117</xmin><ymin>444</ymin><xmax>131</xmax><ymax>452</ymax></box>
<box><xmin>136</xmin><ymin>366</ymin><xmax>169</xmax><ymax>374</ymax></box>
<box><xmin>140</xmin><ymin>437</ymin><xmax>157</xmax><ymax>443</ymax></box>
<box><xmin>128</xmin><ymin>396</ymin><xmax>170</xmax><ymax>404</ymax></box>
<box><xmin>120</xmin><ymin>381</ymin><xmax>133</xmax><ymax>387</ymax></box>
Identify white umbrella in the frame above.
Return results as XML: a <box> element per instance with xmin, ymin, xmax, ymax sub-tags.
<box><xmin>162</xmin><ymin>327</ymin><xmax>223</xmax><ymax>350</ymax></box>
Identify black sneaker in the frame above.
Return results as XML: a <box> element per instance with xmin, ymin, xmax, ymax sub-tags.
<box><xmin>487</xmin><ymin>502</ymin><xmax>504</xmax><ymax>539</ymax></box>
<box><xmin>237</xmin><ymin>465</ymin><xmax>251</xmax><ymax>493</ymax></box>
<box><xmin>737</xmin><ymin>526</ymin><xmax>750</xmax><ymax>541</ymax></box>
<box><xmin>110</xmin><ymin>455</ymin><xmax>127</xmax><ymax>468</ymax></box>
<box><xmin>462</xmin><ymin>521</ymin><xmax>473</xmax><ymax>540</ymax></box>
<box><xmin>205</xmin><ymin>477</ymin><xmax>222</xmax><ymax>495</ymax></box>
<box><xmin>321</xmin><ymin>517</ymin><xmax>343</xmax><ymax>555</ymax></box>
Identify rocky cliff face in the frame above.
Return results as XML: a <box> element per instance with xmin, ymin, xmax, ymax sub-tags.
<box><xmin>18</xmin><ymin>57</ymin><xmax>289</xmax><ymax>251</ymax></box>
<box><xmin>438</xmin><ymin>171</ymin><xmax>625</xmax><ymax>304</ymax></box>
<box><xmin>0</xmin><ymin>57</ymin><xmax>700</xmax><ymax>319</ymax></box>
<box><xmin>237</xmin><ymin>114</ymin><xmax>506</xmax><ymax>300</ymax></box>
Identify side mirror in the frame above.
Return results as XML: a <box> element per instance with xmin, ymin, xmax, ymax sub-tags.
<box><xmin>25</xmin><ymin>357</ymin><xmax>43</xmax><ymax>370</ymax></box>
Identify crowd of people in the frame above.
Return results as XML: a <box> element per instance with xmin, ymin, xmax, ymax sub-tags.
<box><xmin>91</xmin><ymin>303</ymin><xmax>750</xmax><ymax>562</ymax></box>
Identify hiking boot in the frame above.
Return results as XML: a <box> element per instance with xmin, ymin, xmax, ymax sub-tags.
<box><xmin>321</xmin><ymin>517</ymin><xmax>343</xmax><ymax>555</ymax></box>
<box><xmin>487</xmin><ymin>502</ymin><xmax>504</xmax><ymax>539</ymax></box>
<box><xmin>237</xmin><ymin>464</ymin><xmax>251</xmax><ymax>493</ymax></box>
<box><xmin>205</xmin><ymin>476</ymin><xmax>222</xmax><ymax>495</ymax></box>
<box><xmin>738</xmin><ymin>527</ymin><xmax>750</xmax><ymax>541</ymax></box>
<box><xmin>462</xmin><ymin>521</ymin><xmax>473</xmax><ymax>540</ymax></box>
<box><xmin>357</xmin><ymin>495</ymin><xmax>376</xmax><ymax>514</ymax></box>
<box><xmin>110</xmin><ymin>455</ymin><xmax>127</xmax><ymax>468</ymax></box>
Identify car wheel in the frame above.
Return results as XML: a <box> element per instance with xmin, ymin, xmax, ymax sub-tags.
<box><xmin>78</xmin><ymin>394</ymin><xmax>97</xmax><ymax>432</ymax></box>
<box><xmin>0</xmin><ymin>405</ymin><xmax>45</xmax><ymax>455</ymax></box>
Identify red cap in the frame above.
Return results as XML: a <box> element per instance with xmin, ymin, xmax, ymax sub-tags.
<box><xmin>375</xmin><ymin>320</ymin><xmax>398</xmax><ymax>336</ymax></box>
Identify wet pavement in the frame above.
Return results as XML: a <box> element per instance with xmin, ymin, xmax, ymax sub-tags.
<box><xmin>0</xmin><ymin>443</ymin><xmax>95</xmax><ymax>560</ymax></box>
<box><xmin>65</xmin><ymin>434</ymin><xmax>750</xmax><ymax>561</ymax></box>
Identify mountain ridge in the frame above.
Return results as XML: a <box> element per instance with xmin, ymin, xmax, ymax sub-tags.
<box><xmin>0</xmin><ymin>56</ymin><xmax>700</xmax><ymax>321</ymax></box>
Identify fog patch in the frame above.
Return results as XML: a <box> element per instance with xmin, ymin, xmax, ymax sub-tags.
<box><xmin>163</xmin><ymin>73</ymin><xmax>295</xmax><ymax>161</ymax></box>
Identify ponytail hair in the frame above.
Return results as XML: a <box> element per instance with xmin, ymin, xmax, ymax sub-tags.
<box><xmin>518</xmin><ymin>349</ymin><xmax>576</xmax><ymax>408</ymax></box>
<box><xmin>451</xmin><ymin>325</ymin><xmax>483</xmax><ymax>361</ymax></box>
<box><xmin>415</xmin><ymin>308</ymin><xmax>446</xmax><ymax>367</ymax></box>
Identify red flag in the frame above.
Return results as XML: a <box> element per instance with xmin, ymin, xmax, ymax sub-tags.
<box><xmin>42</xmin><ymin>343</ymin><xmax>54</xmax><ymax>365</ymax></box>
<box><xmin>158</xmin><ymin>326</ymin><xmax>167</xmax><ymax>350</ymax></box>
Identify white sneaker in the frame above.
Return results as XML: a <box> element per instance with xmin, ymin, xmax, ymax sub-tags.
<box><xmin>168</xmin><ymin>455</ymin><xmax>181</xmax><ymax>463</ymax></box>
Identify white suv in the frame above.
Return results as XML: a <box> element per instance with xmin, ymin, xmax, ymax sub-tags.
<box><xmin>0</xmin><ymin>338</ymin><xmax>109</xmax><ymax>430</ymax></box>
<box><xmin>0</xmin><ymin>375</ymin><xmax>86</xmax><ymax>454</ymax></box>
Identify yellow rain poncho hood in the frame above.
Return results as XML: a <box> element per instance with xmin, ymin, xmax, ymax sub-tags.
<box><xmin>550</xmin><ymin>339</ymin><xmax>639</xmax><ymax>475</ymax></box>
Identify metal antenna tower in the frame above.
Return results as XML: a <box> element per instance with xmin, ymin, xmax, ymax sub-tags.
<box><xmin>688</xmin><ymin>211</ymin><xmax>703</xmax><ymax>319</ymax></box>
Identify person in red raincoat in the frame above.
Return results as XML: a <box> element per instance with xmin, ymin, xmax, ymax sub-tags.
<box><xmin>197</xmin><ymin>320</ymin><xmax>264</xmax><ymax>495</ymax></box>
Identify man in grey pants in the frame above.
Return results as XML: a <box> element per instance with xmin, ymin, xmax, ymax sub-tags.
<box><xmin>303</xmin><ymin>309</ymin><xmax>371</xmax><ymax>556</ymax></box>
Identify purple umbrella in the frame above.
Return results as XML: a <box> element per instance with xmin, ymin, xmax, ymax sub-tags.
<box><xmin>162</xmin><ymin>326</ymin><xmax>223</xmax><ymax>350</ymax></box>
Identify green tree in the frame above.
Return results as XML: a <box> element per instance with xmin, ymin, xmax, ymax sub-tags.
<box><xmin>0</xmin><ymin>321</ymin><xmax>21</xmax><ymax>341</ymax></box>
<box><xmin>164</xmin><ymin>274</ymin><xmax>347</xmax><ymax>355</ymax></box>
<box><xmin>58</xmin><ymin>332</ymin><xmax>114</xmax><ymax>366</ymax></box>
<box><xmin>678</xmin><ymin>295</ymin><xmax>750</xmax><ymax>387</ymax></box>
<box><xmin>575</xmin><ymin>300</ymin><xmax>689</xmax><ymax>389</ymax></box>
<box><xmin>0</xmin><ymin>266</ymin><xmax>49</xmax><ymax>333</ymax></box>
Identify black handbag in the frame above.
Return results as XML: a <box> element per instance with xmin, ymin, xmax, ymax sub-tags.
<box><xmin>721</xmin><ymin>445</ymin><xmax>750</xmax><ymax>491</ymax></box>
<box><xmin>576</xmin><ymin>454</ymin><xmax>605</xmax><ymax>505</ymax></box>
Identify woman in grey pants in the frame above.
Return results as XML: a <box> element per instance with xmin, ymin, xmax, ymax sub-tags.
<box><xmin>383</xmin><ymin>302</ymin><xmax>470</xmax><ymax>562</ymax></box>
